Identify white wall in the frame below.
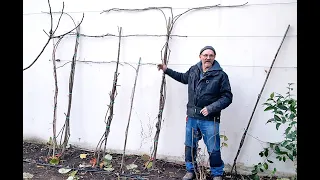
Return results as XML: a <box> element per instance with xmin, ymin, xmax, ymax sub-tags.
<box><xmin>23</xmin><ymin>0</ymin><xmax>297</xmax><ymax>175</ymax></box>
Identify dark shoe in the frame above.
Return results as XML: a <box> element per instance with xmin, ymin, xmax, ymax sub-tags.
<box><xmin>182</xmin><ymin>172</ymin><xmax>196</xmax><ymax>180</ymax></box>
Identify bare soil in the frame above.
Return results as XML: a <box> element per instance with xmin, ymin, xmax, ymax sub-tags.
<box><xmin>23</xmin><ymin>141</ymin><xmax>274</xmax><ymax>180</ymax></box>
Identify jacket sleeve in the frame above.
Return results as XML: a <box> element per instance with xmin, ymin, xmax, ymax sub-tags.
<box><xmin>206</xmin><ymin>72</ymin><xmax>233</xmax><ymax>114</ymax></box>
<box><xmin>164</xmin><ymin>67</ymin><xmax>190</xmax><ymax>84</ymax></box>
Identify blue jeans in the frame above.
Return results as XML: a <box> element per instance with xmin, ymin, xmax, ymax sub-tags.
<box><xmin>185</xmin><ymin>117</ymin><xmax>224</xmax><ymax>177</ymax></box>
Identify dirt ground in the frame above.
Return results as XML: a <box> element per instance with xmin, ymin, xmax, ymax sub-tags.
<box><xmin>23</xmin><ymin>141</ymin><xmax>275</xmax><ymax>180</ymax></box>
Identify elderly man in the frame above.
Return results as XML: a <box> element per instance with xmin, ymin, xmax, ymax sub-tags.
<box><xmin>157</xmin><ymin>46</ymin><xmax>233</xmax><ymax>180</ymax></box>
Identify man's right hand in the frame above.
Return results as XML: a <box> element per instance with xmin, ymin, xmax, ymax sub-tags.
<box><xmin>157</xmin><ymin>64</ymin><xmax>167</xmax><ymax>71</ymax></box>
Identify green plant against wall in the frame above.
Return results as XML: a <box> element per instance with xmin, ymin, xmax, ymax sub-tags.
<box><xmin>251</xmin><ymin>83</ymin><xmax>297</xmax><ymax>180</ymax></box>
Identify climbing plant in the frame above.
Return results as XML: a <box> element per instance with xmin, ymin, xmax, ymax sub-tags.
<box><xmin>251</xmin><ymin>83</ymin><xmax>297</xmax><ymax>180</ymax></box>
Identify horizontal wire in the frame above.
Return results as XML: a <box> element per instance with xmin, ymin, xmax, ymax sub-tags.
<box><xmin>58</xmin><ymin>33</ymin><xmax>297</xmax><ymax>38</ymax></box>
<box><xmin>170</xmin><ymin>35</ymin><xmax>297</xmax><ymax>38</ymax></box>
<box><xmin>48</xmin><ymin>59</ymin><xmax>297</xmax><ymax>69</ymax></box>
<box><xmin>23</xmin><ymin>2</ymin><xmax>297</xmax><ymax>15</ymax></box>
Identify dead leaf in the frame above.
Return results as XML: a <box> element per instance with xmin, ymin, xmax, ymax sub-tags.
<box><xmin>56</xmin><ymin>153</ymin><xmax>62</xmax><ymax>158</ymax></box>
<box><xmin>79</xmin><ymin>163</ymin><xmax>91</xmax><ymax>168</ymax></box>
<box><xmin>58</xmin><ymin>168</ymin><xmax>72</xmax><ymax>174</ymax></box>
<box><xmin>80</xmin><ymin>154</ymin><xmax>87</xmax><ymax>159</ymax></box>
<box><xmin>141</xmin><ymin>154</ymin><xmax>150</xmax><ymax>161</ymax></box>
<box><xmin>36</xmin><ymin>165</ymin><xmax>45</xmax><ymax>168</ymax></box>
<box><xmin>66</xmin><ymin>177</ymin><xmax>74</xmax><ymax>180</ymax></box>
<box><xmin>23</xmin><ymin>172</ymin><xmax>34</xmax><ymax>179</ymax></box>
<box><xmin>133</xmin><ymin>169</ymin><xmax>141</xmax><ymax>173</ymax></box>
<box><xmin>126</xmin><ymin>163</ymin><xmax>138</xmax><ymax>170</ymax></box>
<box><xmin>99</xmin><ymin>162</ymin><xmax>104</xmax><ymax>169</ymax></box>
<box><xmin>90</xmin><ymin>158</ymin><xmax>97</xmax><ymax>167</ymax></box>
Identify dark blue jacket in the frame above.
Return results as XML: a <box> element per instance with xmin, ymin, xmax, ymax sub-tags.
<box><xmin>164</xmin><ymin>60</ymin><xmax>233</xmax><ymax>122</ymax></box>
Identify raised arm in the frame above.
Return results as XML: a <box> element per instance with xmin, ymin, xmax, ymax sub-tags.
<box><xmin>158</xmin><ymin>64</ymin><xmax>190</xmax><ymax>84</ymax></box>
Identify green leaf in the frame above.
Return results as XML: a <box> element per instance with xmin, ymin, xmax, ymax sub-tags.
<box><xmin>283</xmin><ymin>156</ymin><xmax>286</xmax><ymax>162</ymax></box>
<box><xmin>274</xmin><ymin>115</ymin><xmax>281</xmax><ymax>122</ymax></box>
<box><xmin>275</xmin><ymin>146</ymin><xmax>281</xmax><ymax>153</ymax></box>
<box><xmin>272</xmin><ymin>168</ymin><xmax>277</xmax><ymax>174</ymax></box>
<box><xmin>103</xmin><ymin>160</ymin><xmax>111</xmax><ymax>166</ymax></box>
<box><xmin>266</xmin><ymin>118</ymin><xmax>274</xmax><ymax>124</ymax></box>
<box><xmin>262</xmin><ymin>103</ymin><xmax>272</xmax><ymax>106</ymax></box>
<box><xmin>285</xmin><ymin>127</ymin><xmax>292</xmax><ymax>134</ymax></box>
<box><xmin>270</xmin><ymin>92</ymin><xmax>274</xmax><ymax>99</ymax></box>
<box><xmin>264</xmin><ymin>149</ymin><xmax>269</xmax><ymax>157</ymax></box>
<box><xmin>251</xmin><ymin>166</ymin><xmax>258</xmax><ymax>174</ymax></box>
<box><xmin>293</xmin><ymin>150</ymin><xmax>297</xmax><ymax>156</ymax></box>
<box><xmin>223</xmin><ymin>136</ymin><xmax>228</xmax><ymax>141</ymax></box>
<box><xmin>48</xmin><ymin>137</ymin><xmax>52</xmax><ymax>145</ymax></box>
<box><xmin>50</xmin><ymin>157</ymin><xmax>59</xmax><ymax>165</ymax></box>
<box><xmin>264</xmin><ymin>106</ymin><xmax>274</xmax><ymax>111</ymax></box>
<box><xmin>285</xmin><ymin>145</ymin><xmax>292</xmax><ymax>150</ymax></box>
<box><xmin>277</xmin><ymin>110</ymin><xmax>284</xmax><ymax>115</ymax></box>
<box><xmin>259</xmin><ymin>152</ymin><xmax>264</xmax><ymax>157</ymax></box>
<box><xmin>290</xmin><ymin>121</ymin><xmax>297</xmax><ymax>126</ymax></box>
<box><xmin>251</xmin><ymin>169</ymin><xmax>257</xmax><ymax>174</ymax></box>
<box><xmin>278</xmin><ymin>105</ymin><xmax>288</xmax><ymax>110</ymax></box>
<box><xmin>289</xmin><ymin>113</ymin><xmax>296</xmax><ymax>120</ymax></box>
<box><xmin>290</xmin><ymin>105</ymin><xmax>296</xmax><ymax>112</ymax></box>
<box><xmin>222</xmin><ymin>142</ymin><xmax>228</xmax><ymax>147</ymax></box>
<box><xmin>259</xmin><ymin>168</ymin><xmax>264</xmax><ymax>172</ymax></box>
<box><xmin>104</xmin><ymin>154</ymin><xmax>112</xmax><ymax>161</ymax></box>
<box><xmin>286</xmin><ymin>131</ymin><xmax>296</xmax><ymax>140</ymax></box>
<box><xmin>276</xmin><ymin>123</ymin><xmax>281</xmax><ymax>130</ymax></box>
<box><xmin>145</xmin><ymin>161</ymin><xmax>153</xmax><ymax>169</ymax></box>
<box><xmin>252</xmin><ymin>174</ymin><xmax>260</xmax><ymax>180</ymax></box>
<box><xmin>270</xmin><ymin>143</ymin><xmax>274</xmax><ymax>149</ymax></box>
<box><xmin>267</xmin><ymin>98</ymin><xmax>273</xmax><ymax>102</ymax></box>
<box><xmin>281</xmin><ymin>117</ymin><xmax>287</xmax><ymax>123</ymax></box>
<box><xmin>282</xmin><ymin>140</ymin><xmax>289</xmax><ymax>146</ymax></box>
<box><xmin>69</xmin><ymin>170</ymin><xmax>78</xmax><ymax>177</ymax></box>
<box><xmin>287</xmin><ymin>154</ymin><xmax>294</xmax><ymax>161</ymax></box>
<box><xmin>263</xmin><ymin>162</ymin><xmax>268</xmax><ymax>170</ymax></box>
<box><xmin>267</xmin><ymin>159</ymin><xmax>273</xmax><ymax>163</ymax></box>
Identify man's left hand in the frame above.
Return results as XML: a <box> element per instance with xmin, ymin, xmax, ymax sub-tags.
<box><xmin>200</xmin><ymin>107</ymin><xmax>209</xmax><ymax>116</ymax></box>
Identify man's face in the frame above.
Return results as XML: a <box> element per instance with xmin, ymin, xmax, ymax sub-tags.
<box><xmin>199</xmin><ymin>49</ymin><xmax>215</xmax><ymax>69</ymax></box>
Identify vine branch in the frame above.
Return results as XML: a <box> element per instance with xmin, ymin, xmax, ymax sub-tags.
<box><xmin>95</xmin><ymin>27</ymin><xmax>123</xmax><ymax>166</ymax></box>
<box><xmin>120</xmin><ymin>58</ymin><xmax>142</xmax><ymax>172</ymax></box>
<box><xmin>23</xmin><ymin>0</ymin><xmax>84</xmax><ymax>71</ymax></box>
